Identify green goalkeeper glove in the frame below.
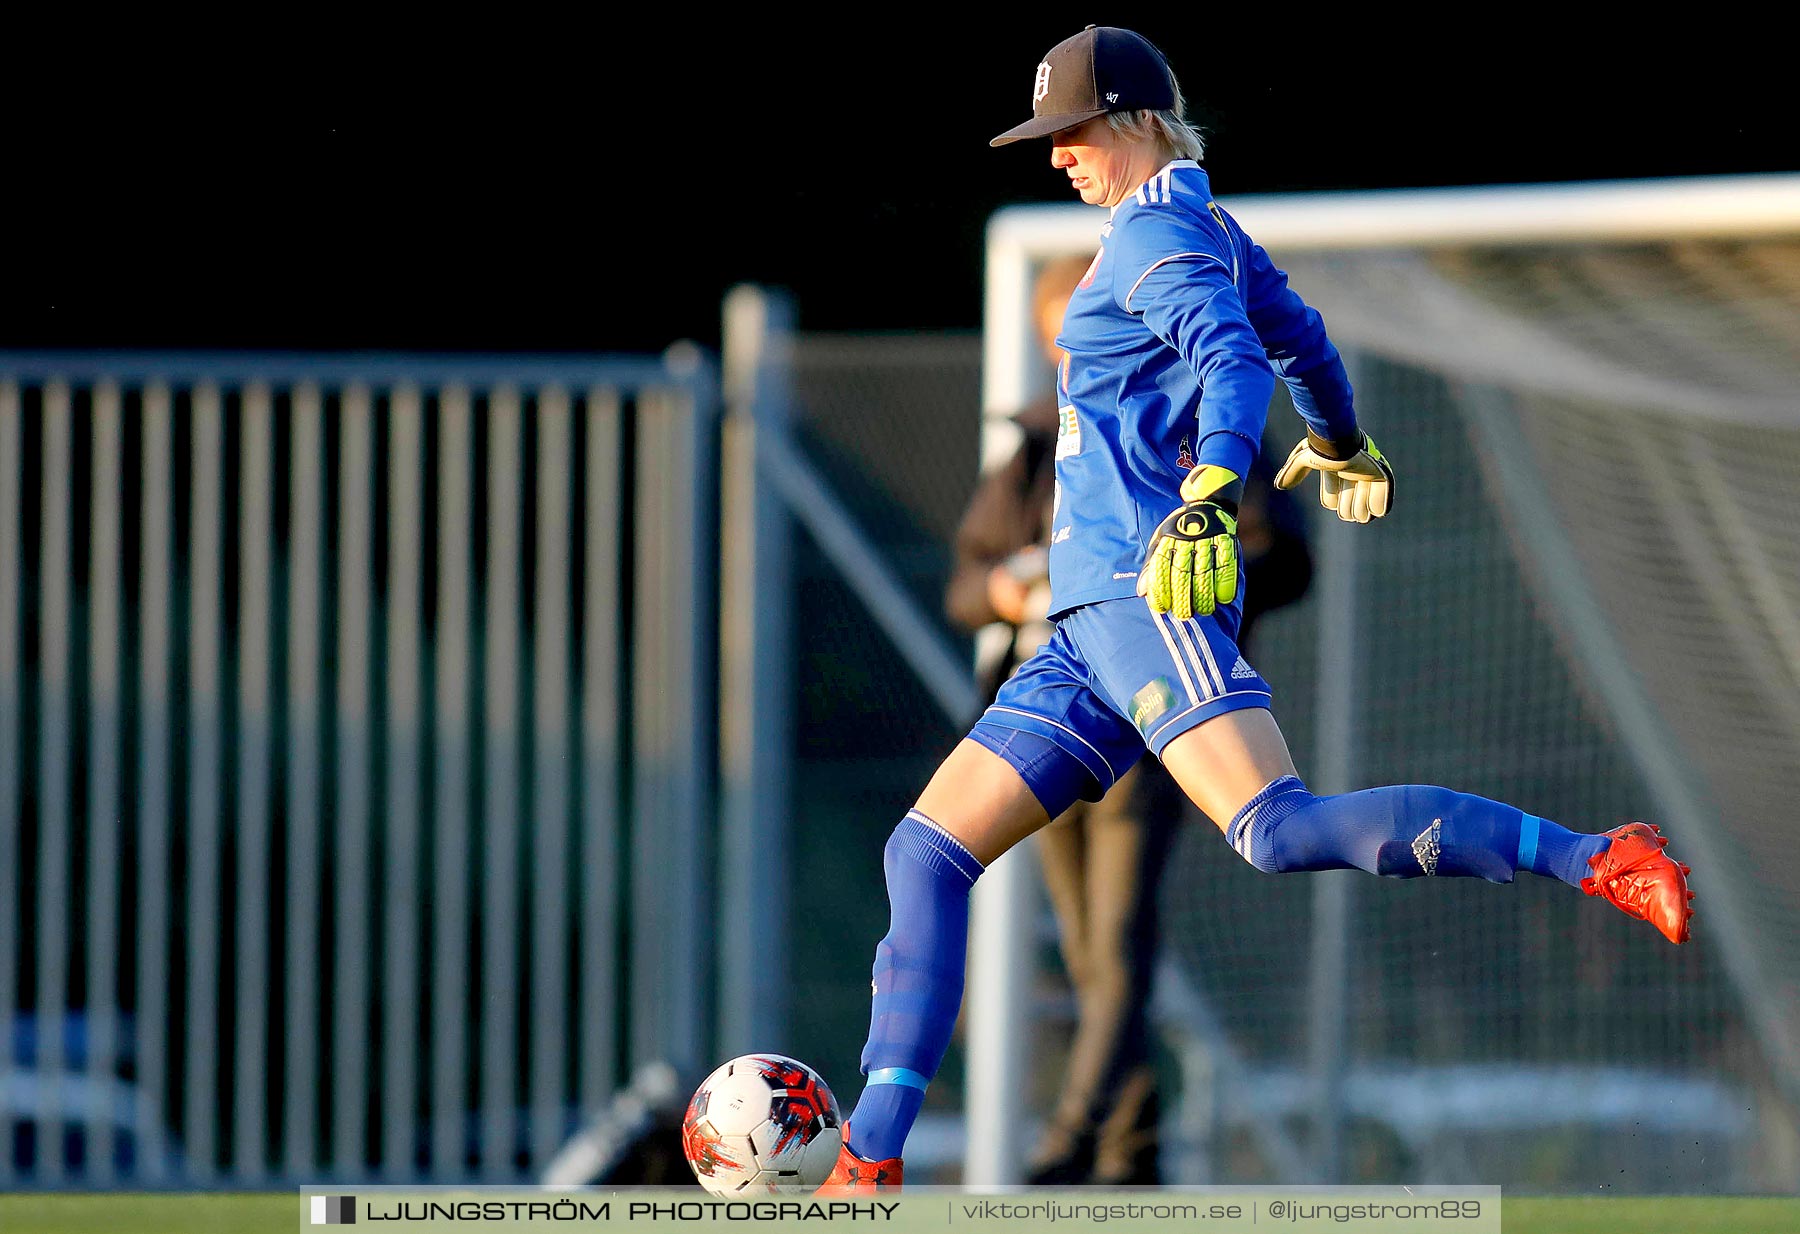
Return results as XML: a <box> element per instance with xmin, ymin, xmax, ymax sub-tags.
<box><xmin>1275</xmin><ymin>428</ymin><xmax>1395</xmax><ymax>523</ymax></box>
<box><xmin>1139</xmin><ymin>465</ymin><xmax>1241</xmax><ymax>620</ymax></box>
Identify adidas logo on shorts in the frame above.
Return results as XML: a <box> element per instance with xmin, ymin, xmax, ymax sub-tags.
<box><xmin>1229</xmin><ymin>656</ymin><xmax>1256</xmax><ymax>681</ymax></box>
<box><xmin>1412</xmin><ymin>819</ymin><xmax>1443</xmax><ymax>876</ymax></box>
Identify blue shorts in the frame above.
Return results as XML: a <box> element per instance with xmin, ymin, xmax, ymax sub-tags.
<box><xmin>971</xmin><ymin>596</ymin><xmax>1272</xmax><ymax>813</ymax></box>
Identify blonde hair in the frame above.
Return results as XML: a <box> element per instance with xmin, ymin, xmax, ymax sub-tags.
<box><xmin>1104</xmin><ymin>74</ymin><xmax>1206</xmax><ymax>162</ymax></box>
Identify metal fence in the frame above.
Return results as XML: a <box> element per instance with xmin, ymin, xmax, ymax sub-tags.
<box><xmin>0</xmin><ymin>352</ymin><xmax>715</xmax><ymax>1185</ymax></box>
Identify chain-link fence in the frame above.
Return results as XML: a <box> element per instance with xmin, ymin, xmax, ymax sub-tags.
<box><xmin>779</xmin><ymin>333</ymin><xmax>981</xmax><ymax>1110</ymax></box>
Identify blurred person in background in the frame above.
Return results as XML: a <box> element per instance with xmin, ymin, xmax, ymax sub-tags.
<box><xmin>944</xmin><ymin>255</ymin><xmax>1313</xmax><ymax>1184</ymax></box>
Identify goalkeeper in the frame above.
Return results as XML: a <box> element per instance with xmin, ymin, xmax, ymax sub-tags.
<box><xmin>820</xmin><ymin>25</ymin><xmax>1695</xmax><ymax>1194</ymax></box>
<box><xmin>946</xmin><ymin>254</ymin><xmax>1315</xmax><ymax>1186</ymax></box>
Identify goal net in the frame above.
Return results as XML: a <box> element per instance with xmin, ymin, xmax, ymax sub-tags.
<box><xmin>977</xmin><ymin>175</ymin><xmax>1800</xmax><ymax>1191</ymax></box>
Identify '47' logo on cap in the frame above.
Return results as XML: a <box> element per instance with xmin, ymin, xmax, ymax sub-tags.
<box><xmin>1033</xmin><ymin>63</ymin><xmax>1052</xmax><ymax>105</ymax></box>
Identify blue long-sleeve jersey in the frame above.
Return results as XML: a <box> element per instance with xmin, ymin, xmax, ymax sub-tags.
<box><xmin>1048</xmin><ymin>160</ymin><xmax>1357</xmax><ymax>615</ymax></box>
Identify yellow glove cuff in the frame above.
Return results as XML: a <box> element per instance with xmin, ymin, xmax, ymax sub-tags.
<box><xmin>1179</xmin><ymin>465</ymin><xmax>1241</xmax><ymax>504</ymax></box>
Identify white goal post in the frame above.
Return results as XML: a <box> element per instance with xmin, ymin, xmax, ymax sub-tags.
<box><xmin>970</xmin><ymin>173</ymin><xmax>1800</xmax><ymax>1186</ymax></box>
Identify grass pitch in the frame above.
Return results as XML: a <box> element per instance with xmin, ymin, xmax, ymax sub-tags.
<box><xmin>3</xmin><ymin>1193</ymin><xmax>1798</xmax><ymax>1233</ymax></box>
<box><xmin>1505</xmin><ymin>1197</ymin><xmax>1800</xmax><ymax>1232</ymax></box>
<box><xmin>0</xmin><ymin>1193</ymin><xmax>293</xmax><ymax>1234</ymax></box>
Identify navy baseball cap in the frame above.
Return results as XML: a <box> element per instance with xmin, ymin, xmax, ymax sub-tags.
<box><xmin>990</xmin><ymin>26</ymin><xmax>1177</xmax><ymax>147</ymax></box>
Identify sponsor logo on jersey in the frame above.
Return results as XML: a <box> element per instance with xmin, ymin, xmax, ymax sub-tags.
<box><xmin>1230</xmin><ymin>656</ymin><xmax>1257</xmax><ymax>681</ymax></box>
<box><xmin>1052</xmin><ymin>525</ymin><xmax>1071</xmax><ymax>545</ymax></box>
<box><xmin>1055</xmin><ymin>403</ymin><xmax>1082</xmax><ymax>460</ymax></box>
<box><xmin>1129</xmin><ymin>677</ymin><xmax>1178</xmax><ymax>737</ymax></box>
<box><xmin>1177</xmin><ymin>435</ymin><xmax>1195</xmax><ymax>471</ymax></box>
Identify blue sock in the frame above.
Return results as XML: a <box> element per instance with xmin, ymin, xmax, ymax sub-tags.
<box><xmin>847</xmin><ymin>810</ymin><xmax>983</xmax><ymax>1162</ymax></box>
<box><xmin>1229</xmin><ymin>776</ymin><xmax>1610</xmax><ymax>888</ymax></box>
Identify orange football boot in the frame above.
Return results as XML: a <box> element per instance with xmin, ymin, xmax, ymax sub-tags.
<box><xmin>816</xmin><ymin>1126</ymin><xmax>903</xmax><ymax>1194</ymax></box>
<box><xmin>1581</xmin><ymin>822</ymin><xmax>1695</xmax><ymax>944</ymax></box>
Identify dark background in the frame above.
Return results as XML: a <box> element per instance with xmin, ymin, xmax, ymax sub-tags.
<box><xmin>5</xmin><ymin>18</ymin><xmax>1790</xmax><ymax>354</ymax></box>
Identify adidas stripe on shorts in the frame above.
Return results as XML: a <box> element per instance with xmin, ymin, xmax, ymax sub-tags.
<box><xmin>977</xmin><ymin>595</ymin><xmax>1272</xmax><ymax>802</ymax></box>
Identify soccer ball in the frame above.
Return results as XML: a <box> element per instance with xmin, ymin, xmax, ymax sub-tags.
<box><xmin>681</xmin><ymin>1054</ymin><xmax>843</xmax><ymax>1195</ymax></box>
